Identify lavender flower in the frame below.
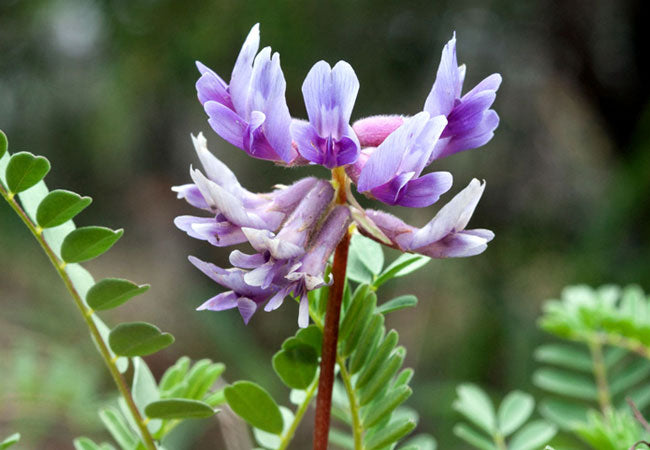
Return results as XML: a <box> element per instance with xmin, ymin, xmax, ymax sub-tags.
<box><xmin>423</xmin><ymin>33</ymin><xmax>501</xmax><ymax>160</ymax></box>
<box><xmin>176</xmin><ymin>27</ymin><xmax>499</xmax><ymax>326</ymax></box>
<box><xmin>365</xmin><ymin>179</ymin><xmax>494</xmax><ymax>258</ymax></box>
<box><xmin>291</xmin><ymin>61</ymin><xmax>361</xmax><ymax>168</ymax></box>
<box><xmin>355</xmin><ymin>112</ymin><xmax>452</xmax><ymax>207</ymax></box>
<box><xmin>195</xmin><ymin>24</ymin><xmax>296</xmax><ymax>163</ymax></box>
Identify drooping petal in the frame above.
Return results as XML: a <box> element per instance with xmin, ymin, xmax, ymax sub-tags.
<box><xmin>230</xmin><ymin>24</ymin><xmax>260</xmax><ymax>115</ymax></box>
<box><xmin>197</xmin><ymin>292</ymin><xmax>239</xmax><ymax>311</ymax></box>
<box><xmin>411</xmin><ymin>178</ymin><xmax>485</xmax><ymax>248</ymax></box>
<box><xmin>195</xmin><ymin>62</ymin><xmax>233</xmax><ymax>109</ymax></box>
<box><xmin>241</xmin><ymin>227</ymin><xmax>305</xmax><ymax>260</ymax></box>
<box><xmin>417</xmin><ymin>229</ymin><xmax>494</xmax><ymax>258</ymax></box>
<box><xmin>298</xmin><ymin>295</ymin><xmax>309</xmax><ymax>328</ymax></box>
<box><xmin>237</xmin><ymin>297</ymin><xmax>258</xmax><ymax>324</ymax></box>
<box><xmin>229</xmin><ymin>250</ymin><xmax>267</xmax><ymax>269</ymax></box>
<box><xmin>172</xmin><ymin>184</ymin><xmax>210</xmax><ymax>210</ymax></box>
<box><xmin>394</xmin><ymin>171</ymin><xmax>453</xmax><ymax>208</ymax></box>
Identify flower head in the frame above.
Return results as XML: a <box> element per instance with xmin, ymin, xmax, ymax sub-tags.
<box><xmin>176</xmin><ymin>27</ymin><xmax>499</xmax><ymax>326</ymax></box>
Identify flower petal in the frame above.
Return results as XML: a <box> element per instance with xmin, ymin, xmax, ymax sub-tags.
<box><xmin>237</xmin><ymin>297</ymin><xmax>258</xmax><ymax>324</ymax></box>
<box><xmin>395</xmin><ymin>171</ymin><xmax>453</xmax><ymax>208</ymax></box>
<box><xmin>197</xmin><ymin>292</ymin><xmax>239</xmax><ymax>311</ymax></box>
<box><xmin>230</xmin><ymin>24</ymin><xmax>260</xmax><ymax>115</ymax></box>
<box><xmin>204</xmin><ymin>101</ymin><xmax>246</xmax><ymax>149</ymax></box>
<box><xmin>424</xmin><ymin>33</ymin><xmax>463</xmax><ymax>116</ymax></box>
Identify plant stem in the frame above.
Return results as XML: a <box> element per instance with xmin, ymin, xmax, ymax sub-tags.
<box><xmin>0</xmin><ymin>184</ymin><xmax>158</xmax><ymax>450</ymax></box>
<box><xmin>588</xmin><ymin>338</ymin><xmax>612</xmax><ymax>415</ymax></box>
<box><xmin>313</xmin><ymin>228</ymin><xmax>351</xmax><ymax>450</ymax></box>
<box><xmin>337</xmin><ymin>354</ymin><xmax>364</xmax><ymax>450</ymax></box>
<box><xmin>278</xmin><ymin>376</ymin><xmax>319</xmax><ymax>450</ymax></box>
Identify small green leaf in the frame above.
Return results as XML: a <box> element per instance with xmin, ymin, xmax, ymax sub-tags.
<box><xmin>86</xmin><ymin>278</ymin><xmax>149</xmax><ymax>311</ymax></box>
<box><xmin>374</xmin><ymin>253</ymin><xmax>430</xmax><ymax>287</ymax></box>
<box><xmin>294</xmin><ymin>325</ymin><xmax>323</xmax><ymax>355</ymax></box>
<box><xmin>272</xmin><ymin>344</ymin><xmax>318</xmax><ymax>389</ymax></box>
<box><xmin>359</xmin><ymin>347</ymin><xmax>406</xmax><ymax>406</ymax></box>
<box><xmin>99</xmin><ymin>407</ymin><xmax>138</xmax><ymax>450</ymax></box>
<box><xmin>497</xmin><ymin>390</ymin><xmax>534</xmax><ymax>436</ymax></box>
<box><xmin>36</xmin><ymin>189</ymin><xmax>92</xmax><ymax>228</ymax></box>
<box><xmin>509</xmin><ymin>421</ymin><xmax>557</xmax><ymax>450</ymax></box>
<box><xmin>186</xmin><ymin>361</ymin><xmax>225</xmax><ymax>400</ymax></box>
<box><xmin>349</xmin><ymin>313</ymin><xmax>384</xmax><ymax>374</ymax></box>
<box><xmin>400</xmin><ymin>434</ymin><xmax>437</xmax><ymax>450</ymax></box>
<box><xmin>61</xmin><ymin>226</ymin><xmax>123</xmax><ymax>263</ymax></box>
<box><xmin>534</xmin><ymin>344</ymin><xmax>593</xmax><ymax>372</ymax></box>
<box><xmin>5</xmin><ymin>151</ymin><xmax>50</xmax><ymax>193</ymax></box>
<box><xmin>365</xmin><ymin>417</ymin><xmax>416</xmax><ymax>450</ymax></box>
<box><xmin>0</xmin><ymin>433</ymin><xmax>20</xmax><ymax>449</ymax></box>
<box><xmin>253</xmin><ymin>406</ymin><xmax>294</xmax><ymax>450</ymax></box>
<box><xmin>341</xmin><ymin>292</ymin><xmax>377</xmax><ymax>357</ymax></box>
<box><xmin>0</xmin><ymin>130</ymin><xmax>7</xmax><ymax>159</ymax></box>
<box><xmin>532</xmin><ymin>368</ymin><xmax>598</xmax><ymax>400</ymax></box>
<box><xmin>378</xmin><ymin>295</ymin><xmax>418</xmax><ymax>314</ymax></box>
<box><xmin>108</xmin><ymin>322</ymin><xmax>174</xmax><ymax>357</ymax></box>
<box><xmin>73</xmin><ymin>437</ymin><xmax>104</xmax><ymax>450</ymax></box>
<box><xmin>93</xmin><ymin>316</ymin><xmax>128</xmax><ymax>373</ymax></box>
<box><xmin>537</xmin><ymin>399</ymin><xmax>589</xmax><ymax>430</ymax></box>
<box><xmin>356</xmin><ymin>330</ymin><xmax>399</xmax><ymax>390</ymax></box>
<box><xmin>131</xmin><ymin>357</ymin><xmax>162</xmax><ymax>434</ymax></box>
<box><xmin>347</xmin><ymin>234</ymin><xmax>384</xmax><ymax>283</ymax></box>
<box><xmin>224</xmin><ymin>381</ymin><xmax>283</xmax><ymax>434</ymax></box>
<box><xmin>362</xmin><ymin>385</ymin><xmax>412</xmax><ymax>428</ymax></box>
<box><xmin>160</xmin><ymin>356</ymin><xmax>191</xmax><ymax>393</ymax></box>
<box><xmin>145</xmin><ymin>398</ymin><xmax>216</xmax><ymax>419</ymax></box>
<box><xmin>452</xmin><ymin>423</ymin><xmax>496</xmax><ymax>450</ymax></box>
<box><xmin>339</xmin><ymin>284</ymin><xmax>371</xmax><ymax>343</ymax></box>
<box><xmin>453</xmin><ymin>384</ymin><xmax>497</xmax><ymax>435</ymax></box>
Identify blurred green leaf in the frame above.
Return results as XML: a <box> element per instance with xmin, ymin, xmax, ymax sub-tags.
<box><xmin>5</xmin><ymin>151</ymin><xmax>50</xmax><ymax>193</ymax></box>
<box><xmin>359</xmin><ymin>347</ymin><xmax>405</xmax><ymax>406</ymax></box>
<box><xmin>272</xmin><ymin>343</ymin><xmax>318</xmax><ymax>389</ymax></box>
<box><xmin>145</xmin><ymin>398</ymin><xmax>216</xmax><ymax>419</ymax></box>
<box><xmin>185</xmin><ymin>361</ymin><xmax>224</xmax><ymax>400</ymax></box>
<box><xmin>453</xmin><ymin>384</ymin><xmax>497</xmax><ymax>435</ymax></box>
<box><xmin>349</xmin><ymin>313</ymin><xmax>384</xmax><ymax>374</ymax></box>
<box><xmin>86</xmin><ymin>278</ymin><xmax>149</xmax><ymax>311</ymax></box>
<box><xmin>132</xmin><ymin>357</ymin><xmax>162</xmax><ymax>434</ymax></box>
<box><xmin>533</xmin><ymin>368</ymin><xmax>598</xmax><ymax>400</ymax></box>
<box><xmin>109</xmin><ymin>322</ymin><xmax>174</xmax><ymax>357</ymax></box>
<box><xmin>362</xmin><ymin>385</ymin><xmax>412</xmax><ymax>428</ymax></box>
<box><xmin>356</xmin><ymin>330</ymin><xmax>399</xmax><ymax>390</ymax></box>
<box><xmin>497</xmin><ymin>390</ymin><xmax>534</xmax><ymax>436</ymax></box>
<box><xmin>365</xmin><ymin>416</ymin><xmax>416</xmax><ymax>450</ymax></box>
<box><xmin>73</xmin><ymin>437</ymin><xmax>104</xmax><ymax>450</ymax></box>
<box><xmin>378</xmin><ymin>295</ymin><xmax>418</xmax><ymax>315</ymax></box>
<box><xmin>36</xmin><ymin>189</ymin><xmax>92</xmax><ymax>228</ymax></box>
<box><xmin>400</xmin><ymin>434</ymin><xmax>437</xmax><ymax>450</ymax></box>
<box><xmin>509</xmin><ymin>420</ymin><xmax>557</xmax><ymax>450</ymax></box>
<box><xmin>0</xmin><ymin>433</ymin><xmax>20</xmax><ymax>449</ymax></box>
<box><xmin>537</xmin><ymin>398</ymin><xmax>589</xmax><ymax>430</ymax></box>
<box><xmin>534</xmin><ymin>344</ymin><xmax>593</xmax><ymax>372</ymax></box>
<box><xmin>99</xmin><ymin>407</ymin><xmax>139</xmax><ymax>450</ymax></box>
<box><xmin>224</xmin><ymin>381</ymin><xmax>283</xmax><ymax>434</ymax></box>
<box><xmin>61</xmin><ymin>226</ymin><xmax>123</xmax><ymax>263</ymax></box>
<box><xmin>347</xmin><ymin>234</ymin><xmax>384</xmax><ymax>283</ymax></box>
<box><xmin>253</xmin><ymin>406</ymin><xmax>294</xmax><ymax>450</ymax></box>
<box><xmin>159</xmin><ymin>356</ymin><xmax>191</xmax><ymax>393</ymax></box>
<box><xmin>294</xmin><ymin>325</ymin><xmax>323</xmax><ymax>355</ymax></box>
<box><xmin>374</xmin><ymin>253</ymin><xmax>430</xmax><ymax>287</ymax></box>
<box><xmin>0</xmin><ymin>130</ymin><xmax>7</xmax><ymax>159</ymax></box>
<box><xmin>453</xmin><ymin>423</ymin><xmax>496</xmax><ymax>450</ymax></box>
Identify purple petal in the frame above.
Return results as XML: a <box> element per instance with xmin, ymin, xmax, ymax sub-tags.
<box><xmin>197</xmin><ymin>292</ymin><xmax>239</xmax><ymax>311</ymax></box>
<box><xmin>172</xmin><ymin>184</ymin><xmax>210</xmax><ymax>210</ymax></box>
<box><xmin>174</xmin><ymin>215</ymin><xmax>216</xmax><ymax>240</ymax></box>
<box><xmin>461</xmin><ymin>73</ymin><xmax>502</xmax><ymax>100</ymax></box>
<box><xmin>364</xmin><ymin>209</ymin><xmax>417</xmax><ymax>250</ymax></box>
<box><xmin>411</xmin><ymin>178</ymin><xmax>485</xmax><ymax>248</ymax></box>
<box><xmin>417</xmin><ymin>230</ymin><xmax>493</xmax><ymax>258</ymax></box>
<box><xmin>424</xmin><ymin>33</ymin><xmax>463</xmax><ymax>116</ymax></box>
<box><xmin>237</xmin><ymin>297</ymin><xmax>258</xmax><ymax>324</ymax></box>
<box><xmin>443</xmin><ymin>91</ymin><xmax>497</xmax><ymax>138</ymax></box>
<box><xmin>196</xmin><ymin>65</ymin><xmax>233</xmax><ymax>109</ymax></box>
<box><xmin>264</xmin><ymin>288</ymin><xmax>288</xmax><ymax>312</ymax></box>
<box><xmin>298</xmin><ymin>206</ymin><xmax>351</xmax><ymax>277</ymax></box>
<box><xmin>191</xmin><ymin>133</ymin><xmax>245</xmax><ymax>197</ymax></box>
<box><xmin>276</xmin><ymin>180</ymin><xmax>334</xmax><ymax>246</ymax></box>
<box><xmin>205</xmin><ymin>101</ymin><xmax>246</xmax><ymax>149</ymax></box>
<box><xmin>230</xmin><ymin>24</ymin><xmax>260</xmax><ymax>115</ymax></box>
<box><xmin>298</xmin><ymin>294</ymin><xmax>309</xmax><ymax>328</ymax></box>
<box><xmin>271</xmin><ymin>177</ymin><xmax>320</xmax><ymax>212</ymax></box>
<box><xmin>301</xmin><ymin>60</ymin><xmax>359</xmax><ymax>138</ymax></box>
<box><xmin>352</xmin><ymin>115</ymin><xmax>404</xmax><ymax>148</ymax></box>
<box><xmin>394</xmin><ymin>171</ymin><xmax>453</xmax><ymax>208</ymax></box>
<box><xmin>291</xmin><ymin>120</ymin><xmax>324</xmax><ymax>164</ymax></box>
<box><xmin>369</xmin><ymin>171</ymin><xmax>414</xmax><ymax>205</ymax></box>
<box><xmin>435</xmin><ymin>110</ymin><xmax>499</xmax><ymax>158</ymax></box>
<box><xmin>241</xmin><ymin>227</ymin><xmax>305</xmax><ymax>260</ymax></box>
<box><xmin>229</xmin><ymin>250</ymin><xmax>267</xmax><ymax>269</ymax></box>
<box><xmin>192</xmin><ymin>221</ymin><xmax>247</xmax><ymax>247</ymax></box>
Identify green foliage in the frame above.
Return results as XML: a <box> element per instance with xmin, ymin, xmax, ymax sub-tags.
<box><xmin>347</xmin><ymin>233</ymin><xmax>384</xmax><ymax>284</ymax></box>
<box><xmin>108</xmin><ymin>322</ymin><xmax>175</xmax><ymax>357</ymax></box>
<box><xmin>535</xmin><ymin>285</ymin><xmax>650</xmax><ymax>449</ymax></box>
<box><xmin>87</xmin><ymin>278</ymin><xmax>150</xmax><ymax>311</ymax></box>
<box><xmin>453</xmin><ymin>384</ymin><xmax>557</xmax><ymax>450</ymax></box>
<box><xmin>144</xmin><ymin>399</ymin><xmax>215</xmax><ymax>419</ymax></box>
<box><xmin>224</xmin><ymin>381</ymin><xmax>284</xmax><ymax>434</ymax></box>
<box><xmin>0</xmin><ymin>434</ymin><xmax>20</xmax><ymax>449</ymax></box>
<box><xmin>61</xmin><ymin>226</ymin><xmax>124</xmax><ymax>263</ymax></box>
<box><xmin>5</xmin><ymin>151</ymin><xmax>51</xmax><ymax>194</ymax></box>
<box><xmin>0</xmin><ymin>130</ymin><xmax>7</xmax><ymax>159</ymax></box>
<box><xmin>272</xmin><ymin>342</ymin><xmax>318</xmax><ymax>389</ymax></box>
<box><xmin>36</xmin><ymin>189</ymin><xmax>92</xmax><ymax>228</ymax></box>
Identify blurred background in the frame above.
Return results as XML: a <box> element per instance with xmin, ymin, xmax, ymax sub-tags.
<box><xmin>1</xmin><ymin>0</ymin><xmax>649</xmax><ymax>448</ymax></box>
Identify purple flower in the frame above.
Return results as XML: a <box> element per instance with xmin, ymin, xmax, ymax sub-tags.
<box><xmin>355</xmin><ymin>112</ymin><xmax>453</xmax><ymax>207</ymax></box>
<box><xmin>173</xmin><ymin>133</ymin><xmax>317</xmax><ymax>247</ymax></box>
<box><xmin>291</xmin><ymin>61</ymin><xmax>361</xmax><ymax>168</ymax></box>
<box><xmin>364</xmin><ymin>179</ymin><xmax>494</xmax><ymax>258</ymax></box>
<box><xmin>423</xmin><ymin>33</ymin><xmax>501</xmax><ymax>160</ymax></box>
<box><xmin>195</xmin><ymin>24</ymin><xmax>296</xmax><ymax>163</ymax></box>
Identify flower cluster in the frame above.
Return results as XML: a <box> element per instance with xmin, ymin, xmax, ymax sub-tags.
<box><xmin>175</xmin><ymin>24</ymin><xmax>499</xmax><ymax>326</ymax></box>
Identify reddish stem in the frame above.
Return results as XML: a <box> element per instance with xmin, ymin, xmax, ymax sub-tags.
<box><xmin>313</xmin><ymin>229</ymin><xmax>351</xmax><ymax>450</ymax></box>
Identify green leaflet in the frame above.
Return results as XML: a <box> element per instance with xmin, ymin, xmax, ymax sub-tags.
<box><xmin>273</xmin><ymin>343</ymin><xmax>318</xmax><ymax>389</ymax></box>
<box><xmin>5</xmin><ymin>151</ymin><xmax>51</xmax><ymax>194</ymax></box>
<box><xmin>144</xmin><ymin>398</ymin><xmax>216</xmax><ymax>419</ymax></box>
<box><xmin>86</xmin><ymin>278</ymin><xmax>150</xmax><ymax>311</ymax></box>
<box><xmin>36</xmin><ymin>189</ymin><xmax>92</xmax><ymax>228</ymax></box>
<box><xmin>61</xmin><ymin>226</ymin><xmax>124</xmax><ymax>263</ymax></box>
<box><xmin>224</xmin><ymin>381</ymin><xmax>284</xmax><ymax>434</ymax></box>
<box><xmin>108</xmin><ymin>322</ymin><xmax>174</xmax><ymax>357</ymax></box>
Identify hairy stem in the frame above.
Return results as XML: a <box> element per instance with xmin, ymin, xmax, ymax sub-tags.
<box><xmin>278</xmin><ymin>376</ymin><xmax>319</xmax><ymax>450</ymax></box>
<box><xmin>0</xmin><ymin>184</ymin><xmax>157</xmax><ymax>450</ymax></box>
<box><xmin>313</xmin><ymin>228</ymin><xmax>351</xmax><ymax>450</ymax></box>
<box><xmin>589</xmin><ymin>338</ymin><xmax>612</xmax><ymax>415</ymax></box>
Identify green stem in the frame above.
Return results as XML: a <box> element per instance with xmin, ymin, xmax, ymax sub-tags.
<box><xmin>309</xmin><ymin>309</ymin><xmax>365</xmax><ymax>450</ymax></box>
<box><xmin>494</xmin><ymin>432</ymin><xmax>507</xmax><ymax>450</ymax></box>
<box><xmin>0</xmin><ymin>184</ymin><xmax>158</xmax><ymax>450</ymax></box>
<box><xmin>277</xmin><ymin>377</ymin><xmax>319</xmax><ymax>450</ymax></box>
<box><xmin>589</xmin><ymin>337</ymin><xmax>612</xmax><ymax>415</ymax></box>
